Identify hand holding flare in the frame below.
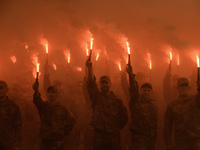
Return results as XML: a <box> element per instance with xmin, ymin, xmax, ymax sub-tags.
<box><xmin>36</xmin><ymin>62</ymin><xmax>40</xmax><ymax>83</ymax></box>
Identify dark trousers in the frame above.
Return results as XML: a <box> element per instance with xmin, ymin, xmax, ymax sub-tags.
<box><xmin>40</xmin><ymin>139</ymin><xmax>65</xmax><ymax>150</ymax></box>
<box><xmin>93</xmin><ymin>129</ymin><xmax>121</xmax><ymax>150</ymax></box>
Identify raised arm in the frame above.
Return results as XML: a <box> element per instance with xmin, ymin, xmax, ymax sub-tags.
<box><xmin>43</xmin><ymin>63</ymin><xmax>51</xmax><ymax>94</ymax></box>
<box><xmin>85</xmin><ymin>59</ymin><xmax>99</xmax><ymax>108</ymax></box>
<box><xmin>163</xmin><ymin>68</ymin><xmax>172</xmax><ymax>104</ymax></box>
<box><xmin>33</xmin><ymin>82</ymin><xmax>44</xmax><ymax>111</ymax></box>
<box><xmin>126</xmin><ymin>65</ymin><xmax>139</xmax><ymax>102</ymax></box>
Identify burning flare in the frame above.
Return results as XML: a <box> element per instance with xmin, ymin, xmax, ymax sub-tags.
<box><xmin>96</xmin><ymin>53</ymin><xmax>100</xmax><ymax>61</ymax></box>
<box><xmin>68</xmin><ymin>53</ymin><xmax>70</xmax><ymax>64</ymax></box>
<box><xmin>118</xmin><ymin>62</ymin><xmax>122</xmax><ymax>71</ymax></box>
<box><xmin>170</xmin><ymin>52</ymin><xmax>172</xmax><ymax>60</ymax></box>
<box><xmin>150</xmin><ymin>60</ymin><xmax>152</xmax><ymax>69</ymax></box>
<box><xmin>197</xmin><ymin>56</ymin><xmax>200</xmax><ymax>67</ymax></box>
<box><xmin>126</xmin><ymin>42</ymin><xmax>130</xmax><ymax>54</ymax></box>
<box><xmin>45</xmin><ymin>44</ymin><xmax>48</xmax><ymax>54</ymax></box>
<box><xmin>86</xmin><ymin>45</ymin><xmax>89</xmax><ymax>56</ymax></box>
<box><xmin>37</xmin><ymin>63</ymin><xmax>40</xmax><ymax>72</ymax></box>
<box><xmin>10</xmin><ymin>56</ymin><xmax>17</xmax><ymax>63</ymax></box>
<box><xmin>90</xmin><ymin>38</ymin><xmax>94</xmax><ymax>50</ymax></box>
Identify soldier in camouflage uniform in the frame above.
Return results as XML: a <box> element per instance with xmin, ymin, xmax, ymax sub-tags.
<box><xmin>0</xmin><ymin>81</ymin><xmax>22</xmax><ymax>150</ymax></box>
<box><xmin>164</xmin><ymin>77</ymin><xmax>196</xmax><ymax>150</ymax></box>
<box><xmin>85</xmin><ymin>59</ymin><xmax>128</xmax><ymax>150</ymax></box>
<box><xmin>33</xmin><ymin>83</ymin><xmax>75</xmax><ymax>150</ymax></box>
<box><xmin>126</xmin><ymin>65</ymin><xmax>157</xmax><ymax>150</ymax></box>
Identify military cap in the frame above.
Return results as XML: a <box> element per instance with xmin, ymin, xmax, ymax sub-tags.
<box><xmin>177</xmin><ymin>77</ymin><xmax>189</xmax><ymax>86</ymax></box>
<box><xmin>100</xmin><ymin>76</ymin><xmax>111</xmax><ymax>83</ymax></box>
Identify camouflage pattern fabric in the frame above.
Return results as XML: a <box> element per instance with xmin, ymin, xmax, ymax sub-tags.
<box><xmin>164</xmin><ymin>95</ymin><xmax>194</xmax><ymax>149</ymax></box>
<box><xmin>87</xmin><ymin>80</ymin><xmax>128</xmax><ymax>150</ymax></box>
<box><xmin>33</xmin><ymin>92</ymin><xmax>75</xmax><ymax>149</ymax></box>
<box><xmin>0</xmin><ymin>97</ymin><xmax>22</xmax><ymax>149</ymax></box>
<box><xmin>128</xmin><ymin>73</ymin><xmax>157</xmax><ymax>150</ymax></box>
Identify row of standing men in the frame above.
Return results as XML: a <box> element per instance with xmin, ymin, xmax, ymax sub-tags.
<box><xmin>0</xmin><ymin>58</ymin><xmax>200</xmax><ymax>150</ymax></box>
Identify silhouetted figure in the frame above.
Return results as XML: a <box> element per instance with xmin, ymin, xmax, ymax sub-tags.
<box><xmin>126</xmin><ymin>65</ymin><xmax>157</xmax><ymax>150</ymax></box>
<box><xmin>164</xmin><ymin>77</ymin><xmax>194</xmax><ymax>150</ymax></box>
<box><xmin>86</xmin><ymin>59</ymin><xmax>128</xmax><ymax>150</ymax></box>
<box><xmin>0</xmin><ymin>81</ymin><xmax>22</xmax><ymax>150</ymax></box>
<box><xmin>33</xmin><ymin>83</ymin><xmax>75</xmax><ymax>150</ymax></box>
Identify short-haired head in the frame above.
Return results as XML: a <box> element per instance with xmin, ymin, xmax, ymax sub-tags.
<box><xmin>0</xmin><ymin>81</ymin><xmax>8</xmax><ymax>90</ymax></box>
<box><xmin>177</xmin><ymin>77</ymin><xmax>189</xmax><ymax>87</ymax></box>
<box><xmin>47</xmin><ymin>86</ymin><xmax>58</xmax><ymax>93</ymax></box>
<box><xmin>140</xmin><ymin>82</ymin><xmax>153</xmax><ymax>90</ymax></box>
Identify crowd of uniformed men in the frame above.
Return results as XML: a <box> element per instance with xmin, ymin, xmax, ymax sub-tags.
<box><xmin>0</xmin><ymin>57</ymin><xmax>200</xmax><ymax>150</ymax></box>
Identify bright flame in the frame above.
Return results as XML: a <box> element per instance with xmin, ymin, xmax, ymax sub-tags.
<box><xmin>118</xmin><ymin>62</ymin><xmax>122</xmax><ymax>71</ymax></box>
<box><xmin>52</xmin><ymin>63</ymin><xmax>56</xmax><ymax>70</ymax></box>
<box><xmin>170</xmin><ymin>52</ymin><xmax>172</xmax><ymax>60</ymax></box>
<box><xmin>126</xmin><ymin>42</ymin><xmax>130</xmax><ymax>54</ymax></box>
<box><xmin>76</xmin><ymin>67</ymin><xmax>82</xmax><ymax>72</ymax></box>
<box><xmin>37</xmin><ymin>63</ymin><xmax>40</xmax><ymax>72</ymax></box>
<box><xmin>96</xmin><ymin>53</ymin><xmax>99</xmax><ymax>61</ymax></box>
<box><xmin>45</xmin><ymin>44</ymin><xmax>48</xmax><ymax>53</ymax></box>
<box><xmin>147</xmin><ymin>53</ymin><xmax>152</xmax><ymax>69</ymax></box>
<box><xmin>10</xmin><ymin>56</ymin><xmax>17</xmax><ymax>63</ymax></box>
<box><xmin>68</xmin><ymin>53</ymin><xmax>70</xmax><ymax>64</ymax></box>
<box><xmin>150</xmin><ymin>60</ymin><xmax>152</xmax><ymax>69</ymax></box>
<box><xmin>63</xmin><ymin>49</ymin><xmax>70</xmax><ymax>63</ymax></box>
<box><xmin>86</xmin><ymin>45</ymin><xmax>89</xmax><ymax>56</ymax></box>
<box><xmin>90</xmin><ymin>38</ymin><xmax>94</xmax><ymax>49</ymax></box>
<box><xmin>177</xmin><ymin>55</ymin><xmax>180</xmax><ymax>66</ymax></box>
<box><xmin>196</xmin><ymin>56</ymin><xmax>200</xmax><ymax>67</ymax></box>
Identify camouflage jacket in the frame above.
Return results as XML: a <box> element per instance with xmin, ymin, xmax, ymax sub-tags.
<box><xmin>0</xmin><ymin>97</ymin><xmax>22</xmax><ymax>147</ymax></box>
<box><xmin>33</xmin><ymin>92</ymin><xmax>75</xmax><ymax>140</ymax></box>
<box><xmin>87</xmin><ymin>80</ymin><xmax>128</xmax><ymax>134</ymax></box>
<box><xmin>128</xmin><ymin>73</ymin><xmax>157</xmax><ymax>139</ymax></box>
<box><xmin>186</xmin><ymin>94</ymin><xmax>200</xmax><ymax>138</ymax></box>
<box><xmin>164</xmin><ymin>95</ymin><xmax>194</xmax><ymax>147</ymax></box>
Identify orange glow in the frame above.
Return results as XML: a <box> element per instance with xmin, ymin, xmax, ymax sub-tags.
<box><xmin>197</xmin><ymin>56</ymin><xmax>200</xmax><ymax>67</ymax></box>
<box><xmin>76</xmin><ymin>67</ymin><xmax>82</xmax><ymax>72</ymax></box>
<box><xmin>90</xmin><ymin>38</ymin><xmax>94</xmax><ymax>49</ymax></box>
<box><xmin>86</xmin><ymin>45</ymin><xmax>89</xmax><ymax>56</ymax></box>
<box><xmin>177</xmin><ymin>55</ymin><xmax>180</xmax><ymax>66</ymax></box>
<box><xmin>10</xmin><ymin>56</ymin><xmax>16</xmax><ymax>63</ymax></box>
<box><xmin>150</xmin><ymin>60</ymin><xmax>152</xmax><ymax>69</ymax></box>
<box><xmin>52</xmin><ymin>63</ymin><xmax>56</xmax><ymax>70</ymax></box>
<box><xmin>68</xmin><ymin>53</ymin><xmax>70</xmax><ymax>64</ymax></box>
<box><xmin>37</xmin><ymin>63</ymin><xmax>40</xmax><ymax>72</ymax></box>
<box><xmin>45</xmin><ymin>44</ymin><xmax>48</xmax><ymax>53</ymax></box>
<box><xmin>118</xmin><ymin>62</ymin><xmax>122</xmax><ymax>71</ymax></box>
<box><xmin>170</xmin><ymin>52</ymin><xmax>172</xmax><ymax>60</ymax></box>
<box><xmin>96</xmin><ymin>53</ymin><xmax>99</xmax><ymax>61</ymax></box>
<box><xmin>126</xmin><ymin>42</ymin><xmax>130</xmax><ymax>54</ymax></box>
<box><xmin>25</xmin><ymin>43</ymin><xmax>28</xmax><ymax>49</ymax></box>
